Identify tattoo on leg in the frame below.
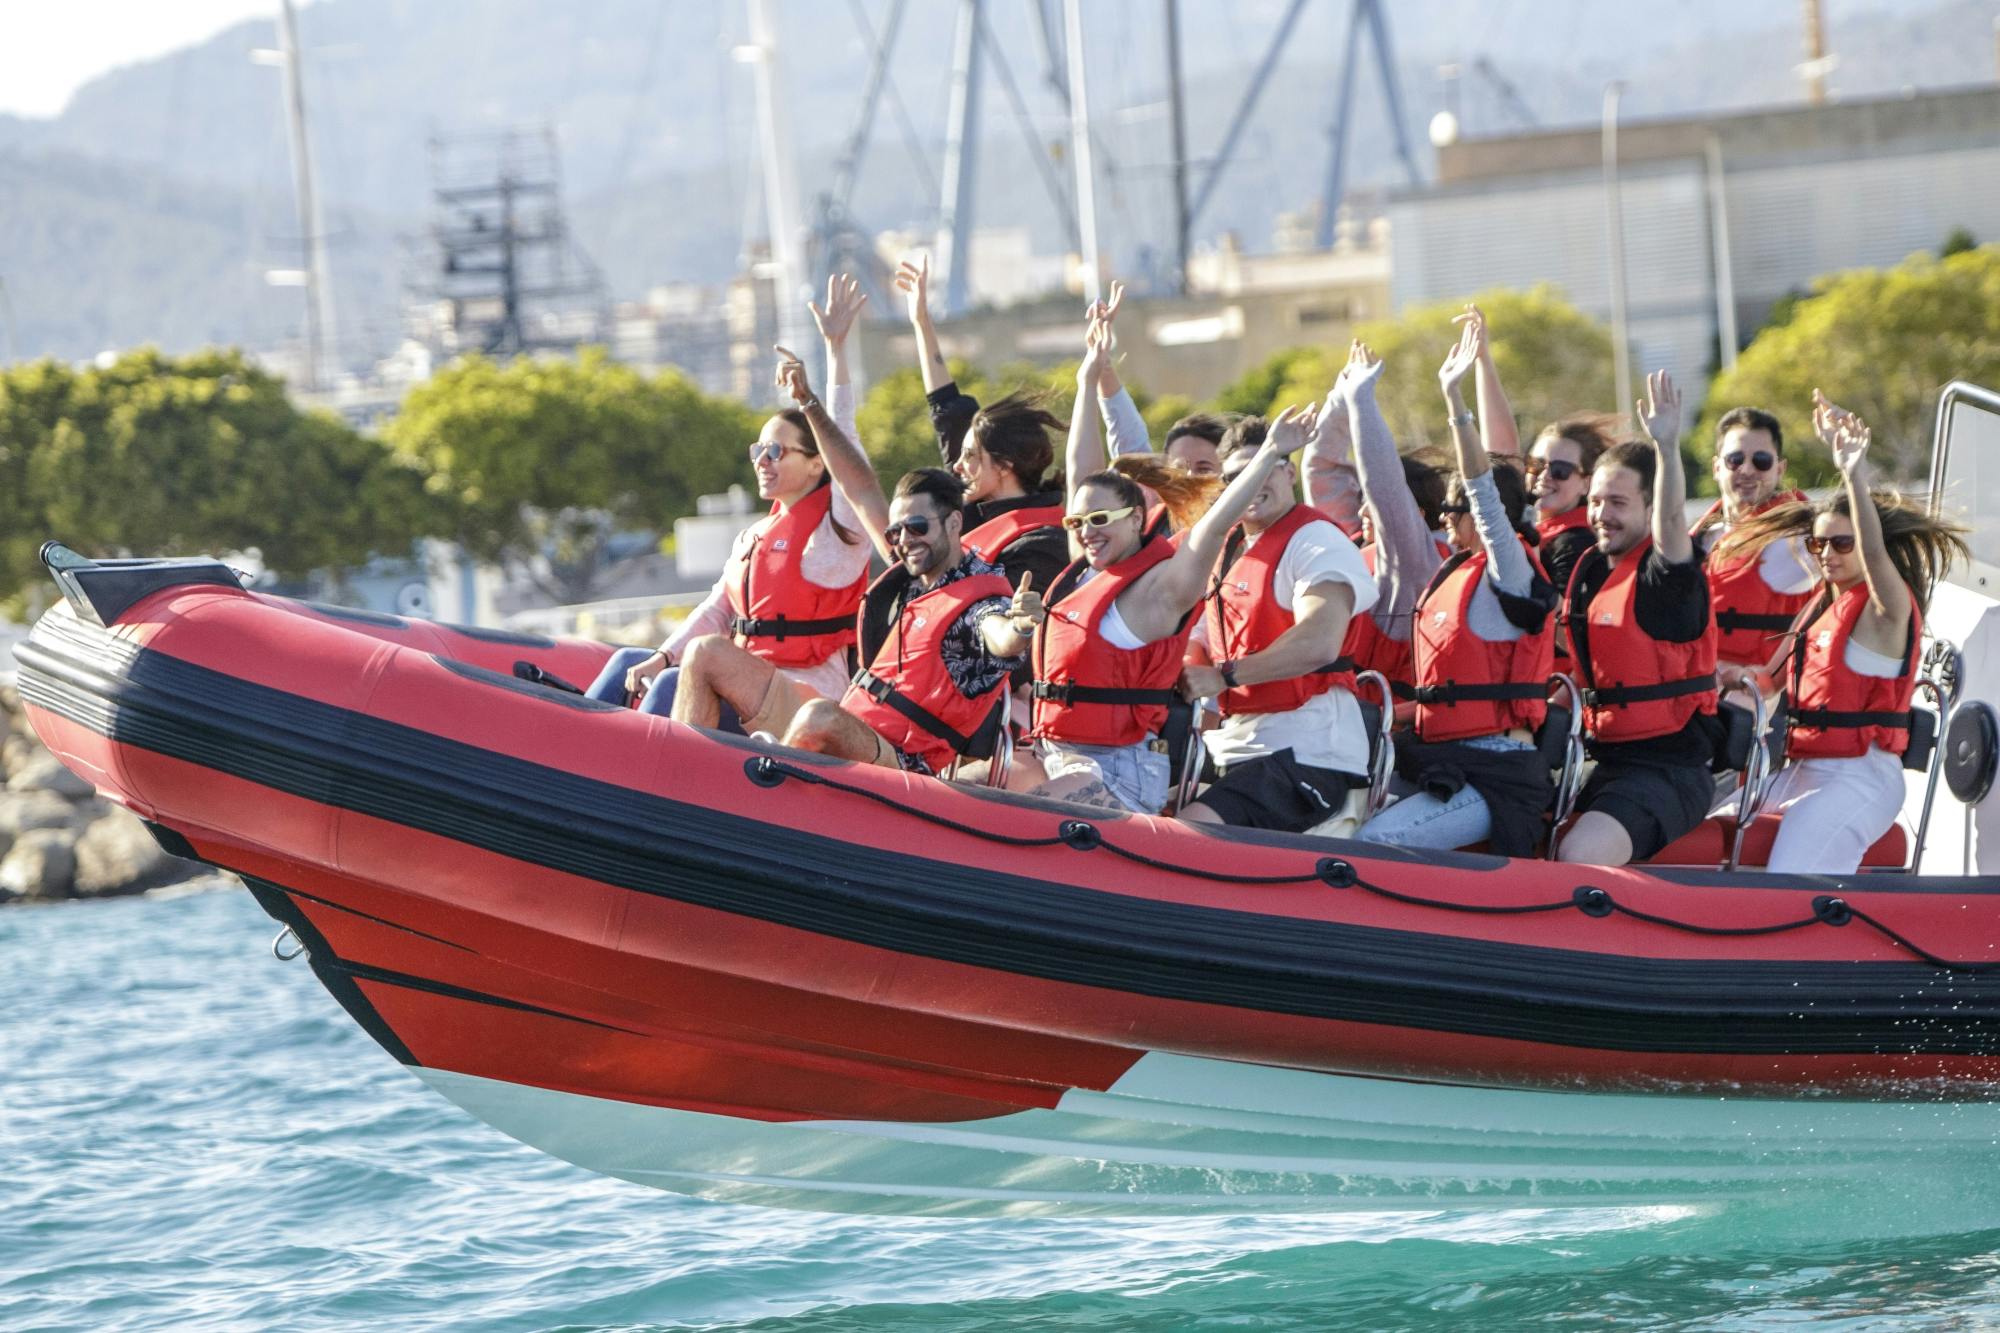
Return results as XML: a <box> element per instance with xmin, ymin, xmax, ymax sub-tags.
<box><xmin>1050</xmin><ymin>778</ymin><xmax>1130</xmax><ymax>813</ymax></box>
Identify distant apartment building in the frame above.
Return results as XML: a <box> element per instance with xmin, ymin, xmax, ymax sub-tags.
<box><xmin>1387</xmin><ymin>85</ymin><xmax>2000</xmax><ymax>408</ymax></box>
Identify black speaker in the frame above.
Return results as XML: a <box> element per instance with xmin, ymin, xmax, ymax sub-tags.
<box><xmin>1944</xmin><ymin>702</ymin><xmax>1999</xmax><ymax>806</ymax></box>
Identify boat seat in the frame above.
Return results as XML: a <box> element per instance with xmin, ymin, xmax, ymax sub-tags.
<box><xmin>1646</xmin><ymin>813</ymin><xmax>1910</xmax><ymax>869</ymax></box>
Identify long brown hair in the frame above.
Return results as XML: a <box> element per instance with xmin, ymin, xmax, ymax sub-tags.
<box><xmin>1713</xmin><ymin>490</ymin><xmax>1969</xmax><ymax>614</ymax></box>
<box><xmin>1087</xmin><ymin>455</ymin><xmax>1226</xmax><ymax>532</ymax></box>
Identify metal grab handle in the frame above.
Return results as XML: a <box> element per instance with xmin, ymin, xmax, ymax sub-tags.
<box><xmin>1908</xmin><ymin>675</ymin><xmax>1953</xmax><ymax>873</ymax></box>
<box><xmin>1545</xmin><ymin>673</ymin><xmax>1585</xmax><ymax>861</ymax></box>
<box><xmin>272</xmin><ymin>927</ymin><xmax>307</xmax><ymax>962</ymax></box>
<box><xmin>1173</xmin><ymin>695</ymin><xmax>1209</xmax><ymax>815</ymax></box>
<box><xmin>1353</xmin><ymin>670</ymin><xmax>1396</xmax><ymax>819</ymax></box>
<box><xmin>1722</xmin><ymin>682</ymin><xmax>1771</xmax><ymax>872</ymax></box>
<box><xmin>986</xmin><ymin>687</ymin><xmax>1015</xmax><ymax>789</ymax></box>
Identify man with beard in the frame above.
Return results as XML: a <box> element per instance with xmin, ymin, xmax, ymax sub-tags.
<box><xmin>1556</xmin><ymin>371</ymin><xmax>1721</xmax><ymax>866</ymax></box>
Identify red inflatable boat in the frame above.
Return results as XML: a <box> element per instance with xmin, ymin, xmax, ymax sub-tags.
<box><xmin>17</xmin><ymin>541</ymin><xmax>2000</xmax><ymax>1218</ymax></box>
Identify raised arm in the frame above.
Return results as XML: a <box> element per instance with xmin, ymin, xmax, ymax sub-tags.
<box><xmin>1063</xmin><ymin>311</ymin><xmax>1114</xmax><ymax>500</ymax></box>
<box><xmin>1302</xmin><ymin>375</ymin><xmax>1363</xmax><ymax>535</ymax></box>
<box><xmin>1089</xmin><ymin>281</ymin><xmax>1150</xmax><ymax>456</ymax></box>
<box><xmin>1815</xmin><ymin>389</ymin><xmax>1912</xmax><ymax>630</ymax></box>
<box><xmin>1456</xmin><ymin>304</ymin><xmax>1519</xmax><ymax>460</ymax></box>
<box><xmin>1344</xmin><ymin>341</ymin><xmax>1441</xmax><ymax>634</ymax></box>
<box><xmin>894</xmin><ymin>254</ymin><xmax>948</xmax><ymax>394</ymax></box>
<box><xmin>1637</xmin><ymin>369</ymin><xmax>1693</xmax><ymax>564</ymax></box>
<box><xmin>809</xmin><ymin>272</ymin><xmax>867</xmax><ymax>398</ymax></box>
<box><xmin>775</xmin><ymin>347</ymin><xmax>892</xmax><ymax>561</ymax></box>
<box><xmin>1118</xmin><ymin>406</ymin><xmax>1312</xmax><ymax>644</ymax></box>
<box><xmin>1439</xmin><ymin>320</ymin><xmax>1533</xmax><ymax>593</ymax></box>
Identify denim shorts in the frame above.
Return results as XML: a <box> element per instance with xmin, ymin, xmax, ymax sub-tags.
<box><xmin>1037</xmin><ymin>739</ymin><xmax>1171</xmax><ymax>814</ymax></box>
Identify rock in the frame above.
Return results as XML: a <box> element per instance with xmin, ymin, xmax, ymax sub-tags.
<box><xmin>2</xmin><ymin>735</ymin><xmax>39</xmax><ymax>779</ymax></box>
<box><xmin>0</xmin><ymin>790</ymin><xmax>79</xmax><ymax>836</ymax></box>
<box><xmin>1</xmin><ymin>827</ymin><xmax>77</xmax><ymax>900</ymax></box>
<box><xmin>73</xmin><ymin>810</ymin><xmax>199</xmax><ymax>898</ymax></box>
<box><xmin>7</xmin><ymin>754</ymin><xmax>93</xmax><ymax>800</ymax></box>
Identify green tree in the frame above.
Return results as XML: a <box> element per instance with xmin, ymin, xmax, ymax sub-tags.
<box><xmin>2</xmin><ymin>348</ymin><xmax>439</xmax><ymax>606</ymax></box>
<box><xmin>1239</xmin><ymin>286</ymin><xmax>1616</xmax><ymax>454</ymax></box>
<box><xmin>1697</xmin><ymin>247</ymin><xmax>2000</xmax><ymax>486</ymax></box>
<box><xmin>386</xmin><ymin>349</ymin><xmax>758</xmax><ymax>603</ymax></box>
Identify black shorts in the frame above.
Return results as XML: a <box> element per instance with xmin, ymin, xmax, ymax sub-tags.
<box><xmin>1196</xmin><ymin>748</ymin><xmax>1361</xmax><ymax>834</ymax></box>
<box><xmin>1576</xmin><ymin>758</ymin><xmax>1713</xmax><ymax>860</ymax></box>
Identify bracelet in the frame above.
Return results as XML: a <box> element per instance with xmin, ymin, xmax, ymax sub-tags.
<box><xmin>1218</xmin><ymin>659</ymin><xmax>1240</xmax><ymax>688</ymax></box>
<box><xmin>1451</xmin><ymin>409</ymin><xmax>1476</xmax><ymax>428</ymax></box>
<box><xmin>798</xmin><ymin>397</ymin><xmax>824</xmax><ymax>414</ymax></box>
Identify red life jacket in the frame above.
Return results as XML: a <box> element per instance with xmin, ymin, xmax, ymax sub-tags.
<box><xmin>722</xmin><ymin>483</ymin><xmax>867</xmax><ymax>668</ymax></box>
<box><xmin>1411</xmin><ymin>544</ymin><xmax>1554</xmax><ymax>743</ymax></box>
<box><xmin>1536</xmin><ymin>503</ymin><xmax>1591</xmax><ymax>547</ymax></box>
<box><xmin>1340</xmin><ymin>543</ymin><xmax>1413</xmax><ymax>699</ymax></box>
<box><xmin>840</xmin><ymin>565</ymin><xmax>1014</xmax><ymax>773</ymax></box>
<box><xmin>964</xmin><ymin>500</ymin><xmax>1066</xmax><ymax>566</ymax></box>
<box><xmin>1566</xmin><ymin>538</ymin><xmax>1719</xmax><ymax>742</ymax></box>
<box><xmin>1205</xmin><ymin>503</ymin><xmax>1356</xmax><ymax>718</ymax></box>
<box><xmin>1786</xmin><ymin>584</ymin><xmax>1921</xmax><ymax>759</ymax></box>
<box><xmin>1692</xmin><ymin>492</ymin><xmax>1814</xmax><ymax>667</ymax></box>
<box><xmin>1143</xmin><ymin>500</ymin><xmax>1172</xmax><ymax>541</ymax></box>
<box><xmin>1029</xmin><ymin>537</ymin><xmax>1189</xmax><ymax>747</ymax></box>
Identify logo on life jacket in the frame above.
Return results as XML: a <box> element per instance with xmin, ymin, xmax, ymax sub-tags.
<box><xmin>772</xmin><ymin>538</ymin><xmax>790</xmax><ymax>552</ymax></box>
<box><xmin>911</xmin><ymin>615</ymin><xmax>929</xmax><ymax>630</ymax></box>
<box><xmin>1816</xmin><ymin>629</ymin><xmax>1833</xmax><ymax>649</ymax></box>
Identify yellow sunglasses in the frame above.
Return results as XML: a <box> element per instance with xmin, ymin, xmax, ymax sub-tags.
<box><xmin>1061</xmin><ymin>505</ymin><xmax>1137</xmax><ymax>532</ymax></box>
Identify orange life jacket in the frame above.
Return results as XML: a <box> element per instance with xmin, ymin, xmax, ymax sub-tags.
<box><xmin>1204</xmin><ymin>503</ymin><xmax>1357</xmax><ymax>718</ymax></box>
<box><xmin>1566</xmin><ymin>539</ymin><xmax>1719</xmax><ymax>742</ymax></box>
<box><xmin>1693</xmin><ymin>492</ymin><xmax>1814</xmax><ymax>667</ymax></box>
<box><xmin>722</xmin><ymin>482</ymin><xmax>867</xmax><ymax>668</ymax></box>
<box><xmin>840</xmin><ymin>565</ymin><xmax>1013</xmax><ymax>773</ymax></box>
<box><xmin>1786</xmin><ymin>584</ymin><xmax>1921</xmax><ymax>759</ymax></box>
<box><xmin>1411</xmin><ymin>543</ymin><xmax>1554</xmax><ymax>743</ymax></box>
<box><xmin>963</xmin><ymin>500</ymin><xmax>1066</xmax><ymax>568</ymax></box>
<box><xmin>1029</xmin><ymin>537</ymin><xmax>1190</xmax><ymax>747</ymax></box>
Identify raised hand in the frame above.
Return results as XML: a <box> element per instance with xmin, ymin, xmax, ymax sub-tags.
<box><xmin>1438</xmin><ymin>321</ymin><xmax>1479</xmax><ymax>395</ymax></box>
<box><xmin>1636</xmin><ymin>369</ymin><xmax>1681</xmax><ymax>451</ymax></box>
<box><xmin>893</xmin><ymin>253</ymin><xmax>931</xmax><ymax>326</ymax></box>
<box><xmin>1263</xmin><ymin>402</ymin><xmax>1314</xmax><ymax>459</ymax></box>
<box><xmin>1341</xmin><ymin>338</ymin><xmax>1385</xmax><ymax>394</ymax></box>
<box><xmin>1815</xmin><ymin>389</ymin><xmax>1872</xmax><ymax>477</ymax></box>
<box><xmin>1008</xmin><ymin>571</ymin><xmax>1046</xmax><ymax>631</ymax></box>
<box><xmin>1076</xmin><ymin>308</ymin><xmax>1112</xmax><ymax>388</ymax></box>
<box><xmin>808</xmin><ymin>273</ymin><xmax>867</xmax><ymax>347</ymax></box>
<box><xmin>1451</xmin><ymin>303</ymin><xmax>1492</xmax><ymax>356</ymax></box>
<box><xmin>773</xmin><ymin>345</ymin><xmax>814</xmax><ymax>406</ymax></box>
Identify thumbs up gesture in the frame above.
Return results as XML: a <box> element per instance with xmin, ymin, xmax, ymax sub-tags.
<box><xmin>1008</xmin><ymin>571</ymin><xmax>1046</xmax><ymax>633</ymax></box>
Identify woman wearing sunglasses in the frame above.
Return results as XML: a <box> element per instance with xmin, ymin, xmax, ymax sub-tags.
<box><xmin>584</xmin><ymin>276</ymin><xmax>872</xmax><ymax>724</ymax></box>
<box><xmin>1355</xmin><ymin>320</ymin><xmax>1559</xmax><ymax>855</ymax></box>
<box><xmin>1710</xmin><ymin>392</ymin><xmax>1967</xmax><ymax>873</ymax></box>
<box><xmin>1009</xmin><ymin>327</ymin><xmax>1279</xmax><ymax>813</ymax></box>
<box><xmin>1526</xmin><ymin>413</ymin><xmax>1617</xmax><ymax>613</ymax></box>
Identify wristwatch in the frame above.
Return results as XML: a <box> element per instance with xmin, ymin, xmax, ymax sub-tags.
<box><xmin>1451</xmin><ymin>409</ymin><xmax>1476</xmax><ymax>428</ymax></box>
<box><xmin>1217</xmin><ymin>659</ymin><xmax>1240</xmax><ymax>688</ymax></box>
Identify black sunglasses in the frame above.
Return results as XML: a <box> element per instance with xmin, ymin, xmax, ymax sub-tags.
<box><xmin>1437</xmin><ymin>501</ymin><xmax>1472</xmax><ymax>517</ymax></box>
<box><xmin>884</xmin><ymin>515</ymin><xmax>934</xmax><ymax>543</ymax></box>
<box><xmin>1722</xmin><ymin>450</ymin><xmax>1776</xmax><ymax>473</ymax></box>
<box><xmin>1526</xmin><ymin>458</ymin><xmax>1579</xmax><ymax>482</ymax></box>
<box><xmin>1804</xmin><ymin>534</ymin><xmax>1856</xmax><ymax>555</ymax></box>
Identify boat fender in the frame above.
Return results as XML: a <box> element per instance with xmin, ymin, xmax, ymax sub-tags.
<box><xmin>1946</xmin><ymin>702</ymin><xmax>1999</xmax><ymax>805</ymax></box>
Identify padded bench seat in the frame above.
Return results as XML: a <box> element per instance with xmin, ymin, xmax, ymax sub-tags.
<box><xmin>1645</xmin><ymin>813</ymin><xmax>1909</xmax><ymax>869</ymax></box>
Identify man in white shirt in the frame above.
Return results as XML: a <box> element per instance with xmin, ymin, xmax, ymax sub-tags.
<box><xmin>1176</xmin><ymin>419</ymin><xmax>1380</xmax><ymax>835</ymax></box>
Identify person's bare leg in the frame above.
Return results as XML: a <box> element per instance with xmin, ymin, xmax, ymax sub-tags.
<box><xmin>1178</xmin><ymin>801</ymin><xmax>1224</xmax><ymax>825</ymax></box>
<box><xmin>1555</xmin><ymin>810</ymin><xmax>1635</xmax><ymax>866</ymax></box>
<box><xmin>672</xmin><ymin>635</ymin><xmax>777</xmax><ymax>730</ymax></box>
<box><xmin>783</xmin><ymin>698</ymin><xmax>898</xmax><ymax>764</ymax></box>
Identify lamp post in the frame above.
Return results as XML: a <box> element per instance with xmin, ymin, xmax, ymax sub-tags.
<box><xmin>1601</xmin><ymin>81</ymin><xmax>1632</xmax><ymax>416</ymax></box>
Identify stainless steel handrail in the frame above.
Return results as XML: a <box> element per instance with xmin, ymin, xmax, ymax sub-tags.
<box><xmin>1723</xmin><ymin>684</ymin><xmax>1771</xmax><ymax>872</ymax></box>
<box><xmin>1545</xmin><ymin>672</ymin><xmax>1585</xmax><ymax>861</ymax></box>
<box><xmin>1354</xmin><ymin>670</ymin><xmax>1396</xmax><ymax>819</ymax></box>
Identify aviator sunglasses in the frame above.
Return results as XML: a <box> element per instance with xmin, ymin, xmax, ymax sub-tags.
<box><xmin>1061</xmin><ymin>505</ymin><xmax>1137</xmax><ymax>532</ymax></box>
<box><xmin>1722</xmin><ymin>450</ymin><xmax>1776</xmax><ymax>473</ymax></box>
<box><xmin>748</xmin><ymin>440</ymin><xmax>810</xmax><ymax>464</ymax></box>
<box><xmin>1804</xmin><ymin>534</ymin><xmax>1857</xmax><ymax>555</ymax></box>
<box><xmin>1525</xmin><ymin>458</ymin><xmax>1580</xmax><ymax>483</ymax></box>
<box><xmin>883</xmin><ymin>514</ymin><xmax>935</xmax><ymax>543</ymax></box>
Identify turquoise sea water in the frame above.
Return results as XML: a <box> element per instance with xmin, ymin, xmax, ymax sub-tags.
<box><xmin>10</xmin><ymin>884</ymin><xmax>2000</xmax><ymax>1331</ymax></box>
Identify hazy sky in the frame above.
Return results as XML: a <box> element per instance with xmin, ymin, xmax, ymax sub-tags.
<box><xmin>2</xmin><ymin>1</ymin><xmax>283</xmax><ymax>119</ymax></box>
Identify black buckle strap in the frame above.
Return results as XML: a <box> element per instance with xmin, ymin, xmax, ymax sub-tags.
<box><xmin>852</xmin><ymin>669</ymin><xmax>976</xmax><ymax>751</ymax></box>
<box><xmin>1411</xmin><ymin>680</ymin><xmax>1549</xmax><ymax>705</ymax></box>
<box><xmin>1787</xmin><ymin>706</ymin><xmax>1914</xmax><ymax>732</ymax></box>
<box><xmin>1715</xmin><ymin>609</ymin><xmax>1797</xmax><ymax>633</ymax></box>
<box><xmin>1581</xmin><ymin>675</ymin><xmax>1715</xmax><ymax>708</ymax></box>
<box><xmin>731</xmin><ymin>613</ymin><xmax>852</xmax><ymax>640</ymax></box>
<box><xmin>1032</xmin><ymin>679</ymin><xmax>1179</xmax><ymax>707</ymax></box>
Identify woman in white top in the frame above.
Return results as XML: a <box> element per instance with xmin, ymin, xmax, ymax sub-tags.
<box><xmin>584</xmin><ymin>276</ymin><xmax>874</xmax><ymax>722</ymax></box>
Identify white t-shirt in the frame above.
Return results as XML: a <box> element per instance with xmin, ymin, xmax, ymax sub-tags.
<box><xmin>1071</xmin><ymin>565</ymin><xmax>1150</xmax><ymax>651</ymax></box>
<box><xmin>1200</xmin><ymin>517</ymin><xmax>1380</xmax><ymax>775</ymax></box>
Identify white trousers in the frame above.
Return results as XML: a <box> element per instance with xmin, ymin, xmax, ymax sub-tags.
<box><xmin>1758</xmin><ymin>747</ymin><xmax>1906</xmax><ymax>874</ymax></box>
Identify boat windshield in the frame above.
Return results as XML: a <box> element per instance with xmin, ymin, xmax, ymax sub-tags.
<box><xmin>1931</xmin><ymin>382</ymin><xmax>2000</xmax><ymax>597</ymax></box>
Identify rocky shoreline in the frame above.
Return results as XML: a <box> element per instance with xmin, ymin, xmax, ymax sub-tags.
<box><xmin>0</xmin><ymin>676</ymin><xmax>212</xmax><ymax>904</ymax></box>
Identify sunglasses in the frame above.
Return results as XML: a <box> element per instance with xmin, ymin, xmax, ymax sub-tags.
<box><xmin>1061</xmin><ymin>505</ymin><xmax>1136</xmax><ymax>532</ymax></box>
<box><xmin>1437</xmin><ymin>502</ymin><xmax>1472</xmax><ymax>517</ymax></box>
<box><xmin>1526</xmin><ymin>458</ymin><xmax>1580</xmax><ymax>482</ymax></box>
<box><xmin>1804</xmin><ymin>534</ymin><xmax>1856</xmax><ymax>555</ymax></box>
<box><xmin>1722</xmin><ymin>450</ymin><xmax>1775</xmax><ymax>473</ymax></box>
<box><xmin>884</xmin><ymin>515</ymin><xmax>935</xmax><ymax>543</ymax></box>
<box><xmin>749</xmin><ymin>441</ymin><xmax>811</xmax><ymax>464</ymax></box>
